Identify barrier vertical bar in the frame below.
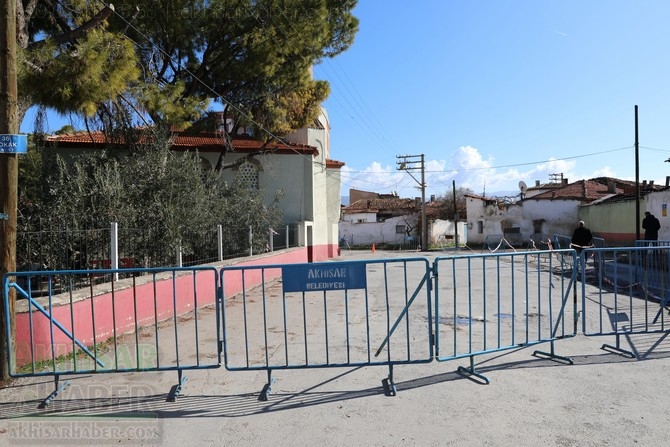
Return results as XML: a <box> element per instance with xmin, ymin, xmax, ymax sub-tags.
<box><xmin>172</xmin><ymin>272</ymin><xmax>180</xmax><ymax>367</ymax></box>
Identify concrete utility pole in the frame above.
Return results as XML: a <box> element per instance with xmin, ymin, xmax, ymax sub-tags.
<box><xmin>452</xmin><ymin>180</ymin><xmax>458</xmax><ymax>247</ymax></box>
<box><xmin>396</xmin><ymin>154</ymin><xmax>427</xmax><ymax>251</ymax></box>
<box><xmin>0</xmin><ymin>0</ymin><xmax>18</xmax><ymax>380</ymax></box>
<box><xmin>634</xmin><ymin>105</ymin><xmax>640</xmax><ymax>241</ymax></box>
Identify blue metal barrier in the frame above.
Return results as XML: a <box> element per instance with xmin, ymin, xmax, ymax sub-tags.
<box><xmin>553</xmin><ymin>234</ymin><xmax>605</xmax><ymax>249</ymax></box>
<box><xmin>581</xmin><ymin>246</ymin><xmax>670</xmax><ymax>357</ymax></box>
<box><xmin>433</xmin><ymin>249</ymin><xmax>578</xmax><ymax>383</ymax></box>
<box><xmin>7</xmin><ymin>246</ymin><xmax>670</xmax><ymax>404</ymax></box>
<box><xmin>3</xmin><ymin>266</ymin><xmax>221</xmax><ymax>404</ymax></box>
<box><xmin>635</xmin><ymin>239</ymin><xmax>670</xmax><ymax>248</ymax></box>
<box><xmin>219</xmin><ymin>258</ymin><xmax>433</xmax><ymax>399</ymax></box>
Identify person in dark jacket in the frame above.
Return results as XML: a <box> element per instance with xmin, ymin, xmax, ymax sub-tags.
<box><xmin>571</xmin><ymin>221</ymin><xmax>593</xmax><ymax>252</ymax></box>
<box><xmin>642</xmin><ymin>211</ymin><xmax>661</xmax><ymax>240</ymax></box>
<box><xmin>571</xmin><ymin>220</ymin><xmax>594</xmax><ymax>273</ymax></box>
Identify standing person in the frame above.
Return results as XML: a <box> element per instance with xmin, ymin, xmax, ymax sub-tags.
<box><xmin>642</xmin><ymin>211</ymin><xmax>661</xmax><ymax>241</ymax></box>
<box><xmin>571</xmin><ymin>220</ymin><xmax>593</xmax><ymax>252</ymax></box>
<box><xmin>571</xmin><ymin>220</ymin><xmax>593</xmax><ymax>273</ymax></box>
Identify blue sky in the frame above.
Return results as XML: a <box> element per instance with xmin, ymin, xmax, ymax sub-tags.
<box><xmin>312</xmin><ymin>0</ymin><xmax>670</xmax><ymax>199</ymax></box>
<box><xmin>20</xmin><ymin>1</ymin><xmax>670</xmax><ymax>200</ymax></box>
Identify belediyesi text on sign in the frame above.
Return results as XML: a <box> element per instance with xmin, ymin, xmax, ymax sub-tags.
<box><xmin>282</xmin><ymin>262</ymin><xmax>367</xmax><ymax>293</ymax></box>
<box><xmin>0</xmin><ymin>135</ymin><xmax>28</xmax><ymax>154</ymax></box>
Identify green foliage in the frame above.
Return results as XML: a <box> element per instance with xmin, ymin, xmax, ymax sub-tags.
<box><xmin>135</xmin><ymin>83</ymin><xmax>209</xmax><ymax>128</ymax></box>
<box><xmin>18</xmin><ymin>129</ymin><xmax>284</xmax><ymax>268</ymax></box>
<box><xmin>17</xmin><ymin>0</ymin><xmax>359</xmax><ymax>134</ymax></box>
<box><xmin>19</xmin><ymin>29</ymin><xmax>140</xmax><ymax>117</ymax></box>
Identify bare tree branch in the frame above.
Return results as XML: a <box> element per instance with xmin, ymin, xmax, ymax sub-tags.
<box><xmin>27</xmin><ymin>4</ymin><xmax>115</xmax><ymax>50</ymax></box>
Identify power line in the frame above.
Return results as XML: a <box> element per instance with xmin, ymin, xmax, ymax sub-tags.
<box><xmin>341</xmin><ymin>145</ymin><xmax>634</xmax><ymax>175</ymax></box>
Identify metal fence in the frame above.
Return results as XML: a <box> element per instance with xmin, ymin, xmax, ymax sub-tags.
<box><xmin>432</xmin><ymin>249</ymin><xmax>578</xmax><ymax>382</ymax></box>
<box><xmin>219</xmin><ymin>258</ymin><xmax>434</xmax><ymax>398</ymax></box>
<box><xmin>7</xmin><ymin>245</ymin><xmax>670</xmax><ymax>406</ymax></box>
<box><xmin>4</xmin><ymin>266</ymin><xmax>221</xmax><ymax>403</ymax></box>
<box><xmin>17</xmin><ymin>222</ymin><xmax>301</xmax><ymax>274</ymax></box>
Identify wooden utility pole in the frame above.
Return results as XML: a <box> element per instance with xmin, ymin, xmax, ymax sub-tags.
<box><xmin>0</xmin><ymin>0</ymin><xmax>18</xmax><ymax>380</ymax></box>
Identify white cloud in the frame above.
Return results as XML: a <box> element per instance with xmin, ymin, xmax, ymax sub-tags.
<box><xmin>341</xmin><ymin>146</ymin><xmax>627</xmax><ymax>199</ymax></box>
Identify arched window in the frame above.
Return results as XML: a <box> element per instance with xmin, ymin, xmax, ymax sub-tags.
<box><xmin>236</xmin><ymin>160</ymin><xmax>261</xmax><ymax>189</ymax></box>
<box><xmin>199</xmin><ymin>157</ymin><xmax>212</xmax><ymax>171</ymax></box>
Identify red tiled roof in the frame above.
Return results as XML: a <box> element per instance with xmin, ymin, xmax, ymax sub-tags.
<box><xmin>45</xmin><ymin>131</ymin><xmax>318</xmax><ymax>156</ymax></box>
<box><xmin>529</xmin><ymin>180</ymin><xmax>621</xmax><ymax>201</ymax></box>
<box><xmin>326</xmin><ymin>159</ymin><xmax>345</xmax><ymax>169</ymax></box>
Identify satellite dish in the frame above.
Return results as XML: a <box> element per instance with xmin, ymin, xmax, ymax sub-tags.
<box><xmin>518</xmin><ymin>181</ymin><xmax>528</xmax><ymax>194</ymax></box>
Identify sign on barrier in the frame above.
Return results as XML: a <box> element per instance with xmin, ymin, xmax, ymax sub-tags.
<box><xmin>281</xmin><ymin>263</ymin><xmax>367</xmax><ymax>292</ymax></box>
<box><xmin>220</xmin><ymin>258</ymin><xmax>433</xmax><ymax>398</ymax></box>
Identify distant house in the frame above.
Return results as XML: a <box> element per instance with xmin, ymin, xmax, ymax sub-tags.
<box><xmin>465</xmin><ymin>178</ymin><xmax>624</xmax><ymax>247</ymax></box>
<box><xmin>44</xmin><ymin>108</ymin><xmax>344</xmax><ymax>262</ymax></box>
<box><xmin>340</xmin><ymin>191</ymin><xmax>420</xmax><ymax>247</ymax></box>
<box><xmin>581</xmin><ymin>179</ymin><xmax>670</xmax><ymax>245</ymax></box>
<box><xmin>341</xmin><ymin>189</ymin><xmax>469</xmax><ymax>248</ymax></box>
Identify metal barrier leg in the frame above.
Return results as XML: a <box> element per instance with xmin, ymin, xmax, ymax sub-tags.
<box><xmin>533</xmin><ymin>341</ymin><xmax>574</xmax><ymax>365</ymax></box>
<box><xmin>601</xmin><ymin>334</ymin><xmax>635</xmax><ymax>358</ymax></box>
<box><xmin>652</xmin><ymin>299</ymin><xmax>670</xmax><ymax>324</ymax></box>
<box><xmin>38</xmin><ymin>374</ymin><xmax>71</xmax><ymax>409</ymax></box>
<box><xmin>457</xmin><ymin>356</ymin><xmax>490</xmax><ymax>385</ymax></box>
<box><xmin>167</xmin><ymin>370</ymin><xmax>188</xmax><ymax>402</ymax></box>
<box><xmin>382</xmin><ymin>365</ymin><xmax>397</xmax><ymax>397</ymax></box>
<box><xmin>258</xmin><ymin>370</ymin><xmax>275</xmax><ymax>401</ymax></box>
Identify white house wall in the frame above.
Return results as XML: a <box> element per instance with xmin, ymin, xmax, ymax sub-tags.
<box><xmin>339</xmin><ymin>215</ymin><xmax>418</xmax><ymax>246</ymax></box>
<box><xmin>197</xmin><ymin>151</ymin><xmax>311</xmax><ymax>225</ymax></box>
<box><xmin>642</xmin><ymin>190</ymin><xmax>670</xmax><ymax>241</ymax></box>
<box><xmin>521</xmin><ymin>199</ymin><xmax>581</xmax><ymax>238</ymax></box>
<box><xmin>465</xmin><ymin>197</ymin><xmax>524</xmax><ymax>245</ymax></box>
<box><xmin>326</xmin><ymin>167</ymin><xmax>342</xmax><ymax>247</ymax></box>
<box><xmin>286</xmin><ymin>107</ymin><xmax>338</xmax><ymax>249</ymax></box>
<box><xmin>429</xmin><ymin>220</ymin><xmax>468</xmax><ymax>246</ymax></box>
<box><xmin>465</xmin><ymin>196</ymin><xmax>581</xmax><ymax>246</ymax></box>
<box><xmin>342</xmin><ymin>212</ymin><xmax>376</xmax><ymax>223</ymax></box>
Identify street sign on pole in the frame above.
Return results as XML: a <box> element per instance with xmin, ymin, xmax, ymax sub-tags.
<box><xmin>0</xmin><ymin>134</ymin><xmax>27</xmax><ymax>154</ymax></box>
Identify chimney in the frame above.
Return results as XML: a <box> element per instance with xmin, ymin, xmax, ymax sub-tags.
<box><xmin>562</xmin><ymin>178</ymin><xmax>568</xmax><ymax>186</ymax></box>
<box><xmin>650</xmin><ymin>180</ymin><xmax>654</xmax><ymax>186</ymax></box>
<box><xmin>607</xmin><ymin>179</ymin><xmax>616</xmax><ymax>193</ymax></box>
<box><xmin>415</xmin><ymin>197</ymin><xmax>421</xmax><ymax>207</ymax></box>
<box><xmin>642</xmin><ymin>180</ymin><xmax>647</xmax><ymax>189</ymax></box>
<box><xmin>535</xmin><ymin>180</ymin><xmax>540</xmax><ymax>187</ymax></box>
<box><xmin>666</xmin><ymin>176</ymin><xmax>670</xmax><ymax>187</ymax></box>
